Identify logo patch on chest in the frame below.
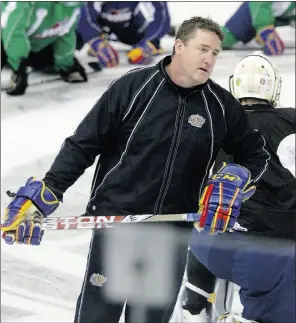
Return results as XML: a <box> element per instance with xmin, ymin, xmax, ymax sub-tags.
<box><xmin>188</xmin><ymin>114</ymin><xmax>206</xmax><ymax>128</ymax></box>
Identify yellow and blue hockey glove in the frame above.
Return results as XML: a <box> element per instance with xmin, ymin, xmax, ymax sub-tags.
<box><xmin>88</xmin><ymin>36</ymin><xmax>119</xmax><ymax>68</ymax></box>
<box><xmin>1</xmin><ymin>177</ymin><xmax>59</xmax><ymax>245</ymax></box>
<box><xmin>127</xmin><ymin>39</ymin><xmax>164</xmax><ymax>65</ymax></box>
<box><xmin>196</xmin><ymin>164</ymin><xmax>256</xmax><ymax>234</ymax></box>
<box><xmin>256</xmin><ymin>25</ymin><xmax>285</xmax><ymax>56</ymax></box>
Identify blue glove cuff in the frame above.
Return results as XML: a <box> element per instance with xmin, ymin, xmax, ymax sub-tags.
<box><xmin>210</xmin><ymin>163</ymin><xmax>252</xmax><ymax>190</ymax></box>
<box><xmin>15</xmin><ymin>177</ymin><xmax>59</xmax><ymax>216</ymax></box>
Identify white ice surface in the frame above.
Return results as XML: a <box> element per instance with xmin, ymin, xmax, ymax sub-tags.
<box><xmin>1</xmin><ymin>33</ymin><xmax>295</xmax><ymax>323</ymax></box>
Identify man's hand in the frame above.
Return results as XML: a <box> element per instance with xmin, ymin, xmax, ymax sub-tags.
<box><xmin>1</xmin><ymin>177</ymin><xmax>59</xmax><ymax>245</ymax></box>
<box><xmin>195</xmin><ymin>164</ymin><xmax>256</xmax><ymax>234</ymax></box>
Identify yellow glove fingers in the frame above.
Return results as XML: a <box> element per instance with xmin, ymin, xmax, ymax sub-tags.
<box><xmin>2</xmin><ymin>200</ymin><xmax>35</xmax><ymax>232</ymax></box>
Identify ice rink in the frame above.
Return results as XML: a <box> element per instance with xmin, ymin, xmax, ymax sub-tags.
<box><xmin>1</xmin><ymin>12</ymin><xmax>295</xmax><ymax>323</ymax></box>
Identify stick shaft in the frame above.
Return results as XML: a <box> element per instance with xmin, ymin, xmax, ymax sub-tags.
<box><xmin>42</xmin><ymin>213</ymin><xmax>200</xmax><ymax>230</ymax></box>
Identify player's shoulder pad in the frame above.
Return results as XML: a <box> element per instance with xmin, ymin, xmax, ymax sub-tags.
<box><xmin>276</xmin><ymin>107</ymin><xmax>296</xmax><ymax>126</ymax></box>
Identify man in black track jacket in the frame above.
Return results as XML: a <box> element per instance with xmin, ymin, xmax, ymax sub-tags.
<box><xmin>2</xmin><ymin>18</ymin><xmax>270</xmax><ymax>323</ymax></box>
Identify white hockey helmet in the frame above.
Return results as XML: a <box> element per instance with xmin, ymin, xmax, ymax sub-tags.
<box><xmin>229</xmin><ymin>52</ymin><xmax>282</xmax><ymax>107</ymax></box>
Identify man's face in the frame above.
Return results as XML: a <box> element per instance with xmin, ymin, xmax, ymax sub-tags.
<box><xmin>175</xmin><ymin>29</ymin><xmax>221</xmax><ymax>84</ymax></box>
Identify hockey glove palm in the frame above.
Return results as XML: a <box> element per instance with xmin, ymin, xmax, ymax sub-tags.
<box><xmin>256</xmin><ymin>26</ymin><xmax>285</xmax><ymax>56</ymax></box>
<box><xmin>88</xmin><ymin>37</ymin><xmax>119</xmax><ymax>68</ymax></box>
<box><xmin>1</xmin><ymin>177</ymin><xmax>59</xmax><ymax>245</ymax></box>
<box><xmin>195</xmin><ymin>164</ymin><xmax>256</xmax><ymax>234</ymax></box>
<box><xmin>127</xmin><ymin>40</ymin><xmax>164</xmax><ymax>65</ymax></box>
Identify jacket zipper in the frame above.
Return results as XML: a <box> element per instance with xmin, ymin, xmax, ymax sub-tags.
<box><xmin>154</xmin><ymin>96</ymin><xmax>186</xmax><ymax>214</ymax></box>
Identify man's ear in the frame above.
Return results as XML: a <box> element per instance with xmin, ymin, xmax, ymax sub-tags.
<box><xmin>174</xmin><ymin>39</ymin><xmax>184</xmax><ymax>56</ymax></box>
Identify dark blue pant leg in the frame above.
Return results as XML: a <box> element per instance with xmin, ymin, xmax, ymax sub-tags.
<box><xmin>225</xmin><ymin>2</ymin><xmax>256</xmax><ymax>43</ymax></box>
<box><xmin>190</xmin><ymin>230</ymin><xmax>295</xmax><ymax>323</ymax></box>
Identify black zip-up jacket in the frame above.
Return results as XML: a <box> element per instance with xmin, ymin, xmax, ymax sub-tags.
<box><xmin>44</xmin><ymin>56</ymin><xmax>270</xmax><ymax>218</ymax></box>
<box><xmin>214</xmin><ymin>105</ymin><xmax>295</xmax><ymax>238</ymax></box>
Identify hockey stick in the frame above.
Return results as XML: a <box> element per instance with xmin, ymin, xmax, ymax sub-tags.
<box><xmin>1</xmin><ymin>62</ymin><xmax>101</xmax><ymax>91</ymax></box>
<box><xmin>42</xmin><ymin>213</ymin><xmax>200</xmax><ymax>230</ymax></box>
<box><xmin>41</xmin><ymin>213</ymin><xmax>248</xmax><ymax>231</ymax></box>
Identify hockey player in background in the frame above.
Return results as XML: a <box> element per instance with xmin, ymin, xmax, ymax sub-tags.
<box><xmin>221</xmin><ymin>1</ymin><xmax>296</xmax><ymax>55</ymax></box>
<box><xmin>186</xmin><ymin>53</ymin><xmax>295</xmax><ymax>323</ymax></box>
<box><xmin>1</xmin><ymin>1</ymin><xmax>87</xmax><ymax>96</ymax></box>
<box><xmin>76</xmin><ymin>1</ymin><xmax>170</xmax><ymax>67</ymax></box>
<box><xmin>1</xmin><ymin>17</ymin><xmax>270</xmax><ymax>322</ymax></box>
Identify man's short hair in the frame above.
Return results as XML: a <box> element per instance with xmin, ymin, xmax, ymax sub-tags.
<box><xmin>173</xmin><ymin>16</ymin><xmax>224</xmax><ymax>54</ymax></box>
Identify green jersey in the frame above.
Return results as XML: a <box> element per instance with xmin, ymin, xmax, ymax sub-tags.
<box><xmin>250</xmin><ymin>1</ymin><xmax>296</xmax><ymax>31</ymax></box>
<box><xmin>1</xmin><ymin>1</ymin><xmax>83</xmax><ymax>71</ymax></box>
